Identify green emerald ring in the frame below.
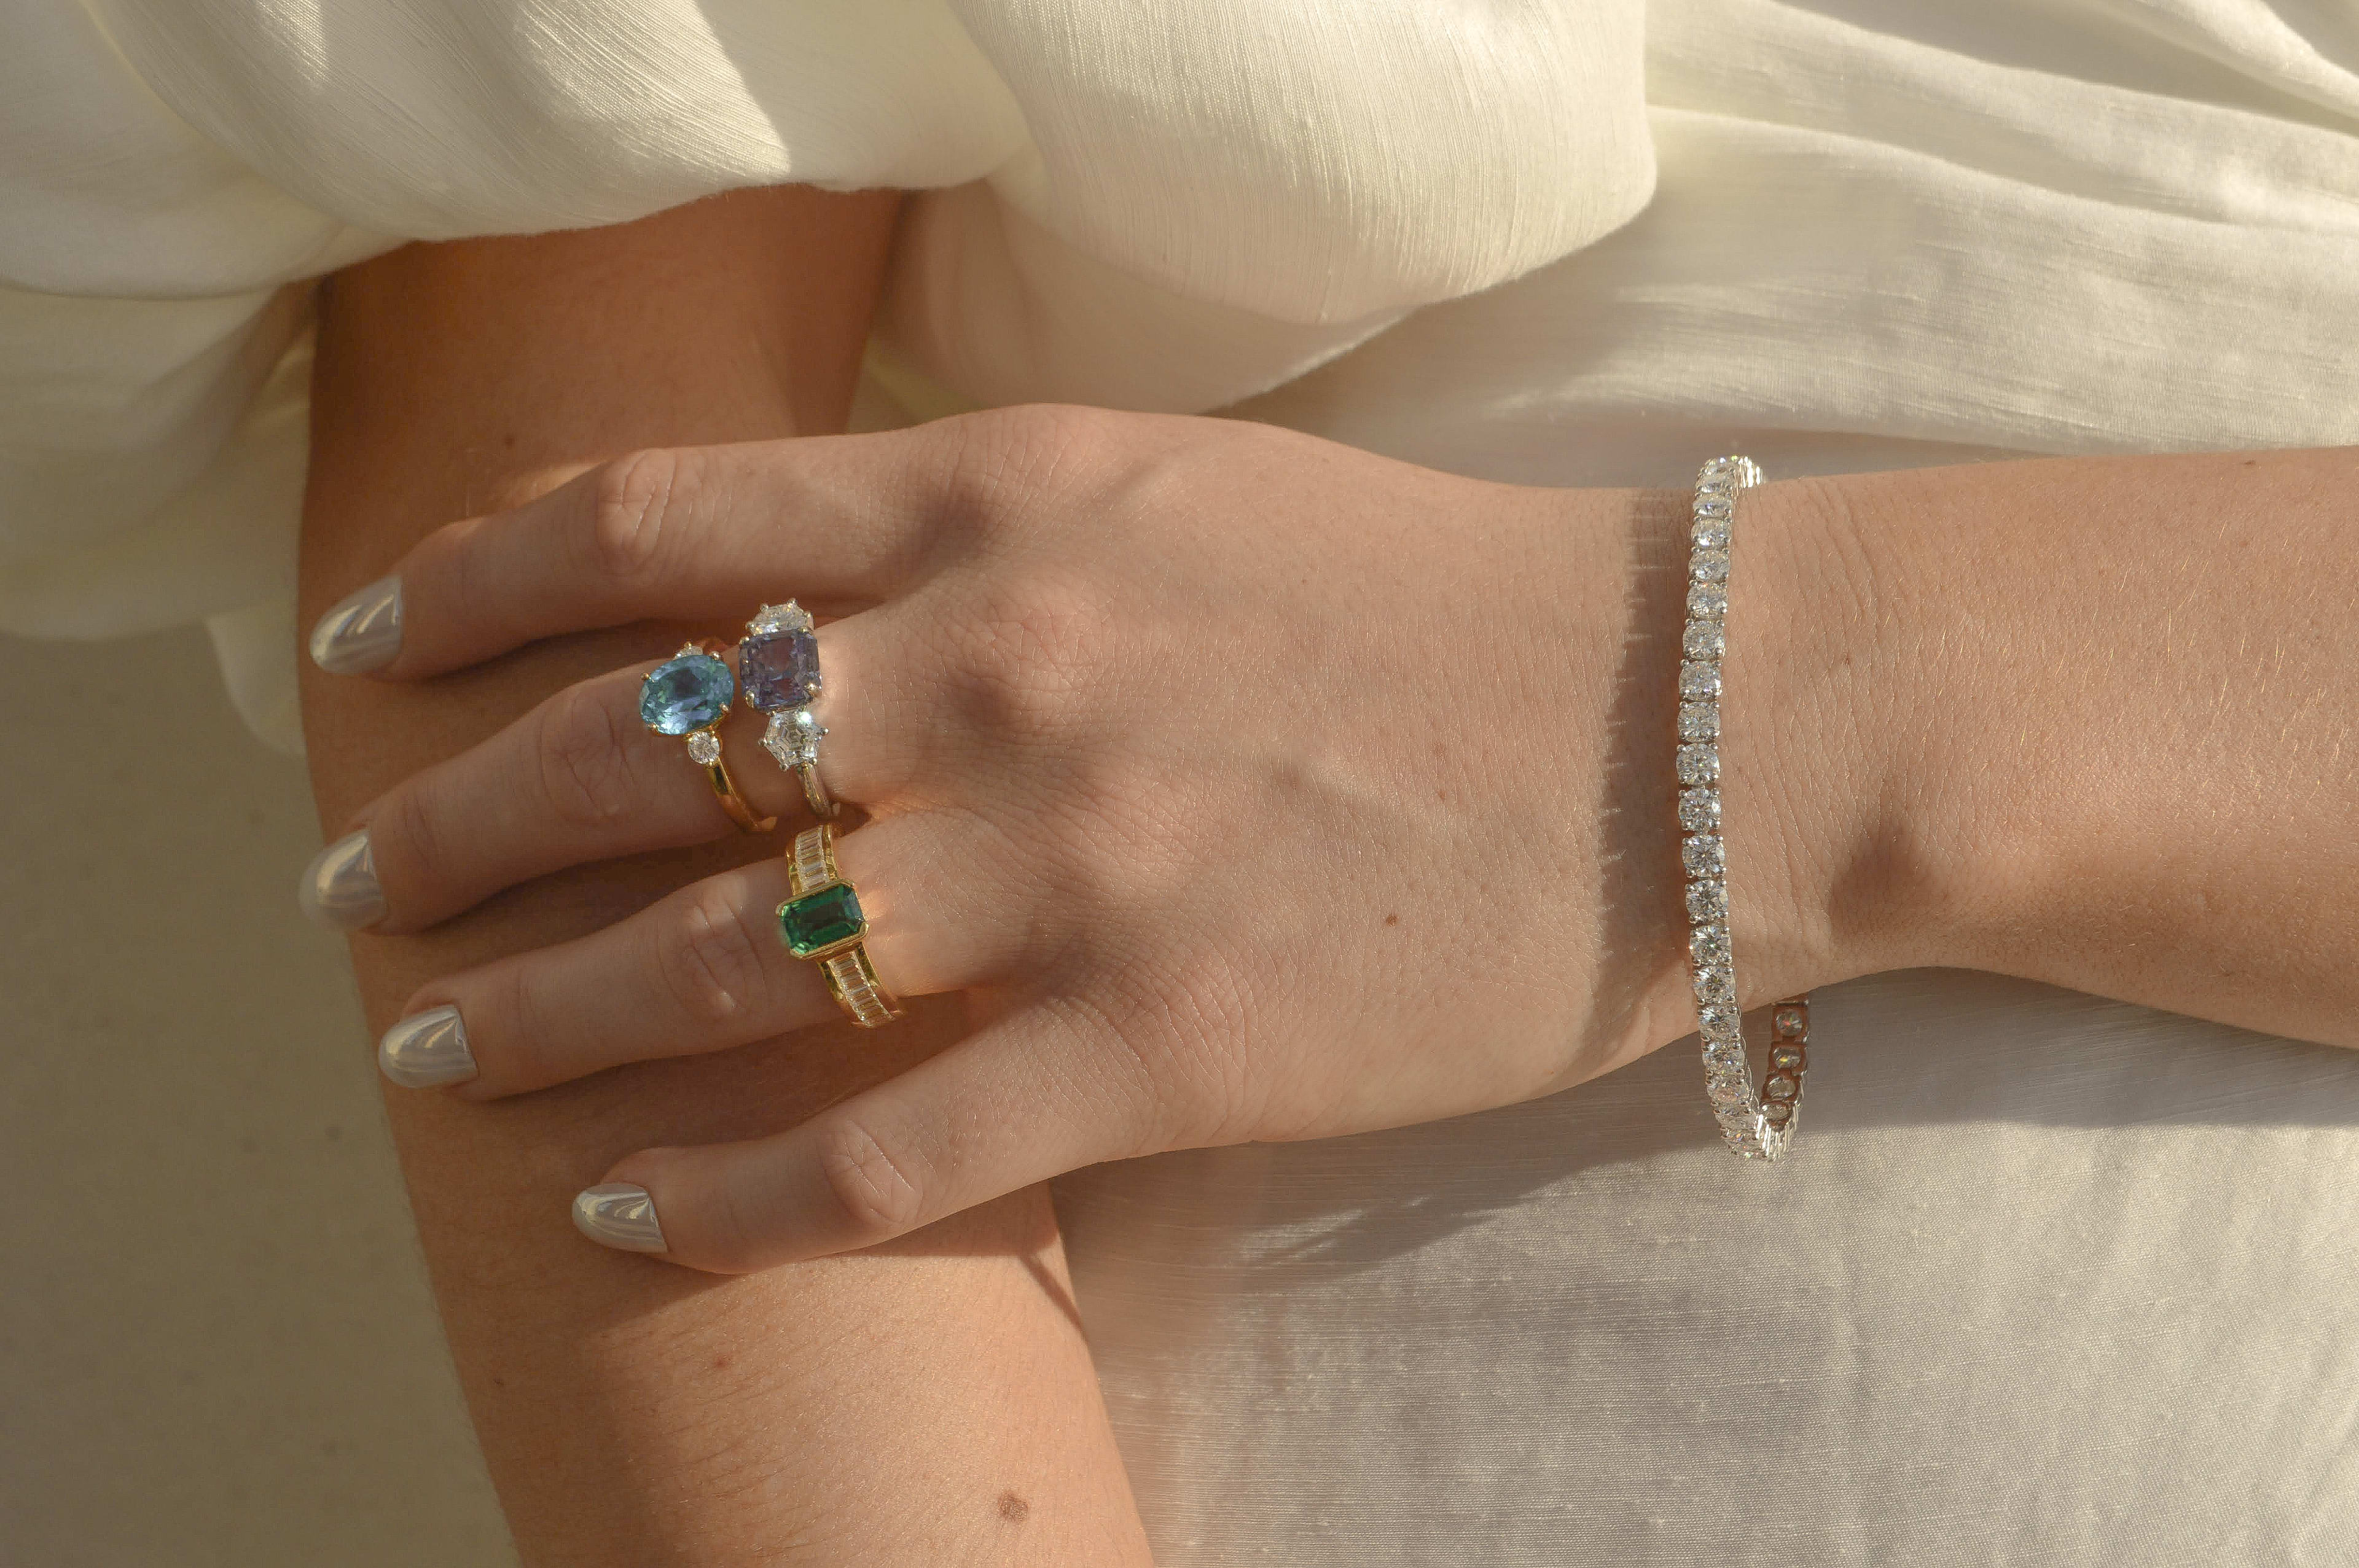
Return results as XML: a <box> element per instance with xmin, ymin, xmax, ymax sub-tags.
<box><xmin>777</xmin><ymin>823</ymin><xmax>902</xmax><ymax>1028</ymax></box>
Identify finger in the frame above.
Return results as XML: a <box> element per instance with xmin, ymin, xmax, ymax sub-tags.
<box><xmin>313</xmin><ymin>431</ymin><xmax>958</xmax><ymax>680</ymax></box>
<box><xmin>576</xmin><ymin>1000</ymin><xmax>1176</xmax><ymax>1272</ymax></box>
<box><xmin>335</xmin><ymin>607</ymin><xmax>912</xmax><ymax>932</ymax></box>
<box><xmin>338</xmin><ymin>661</ymin><xmax>787</xmax><ymax>933</ymax></box>
<box><xmin>381</xmin><ymin>811</ymin><xmax>1027</xmax><ymax>1098</ymax></box>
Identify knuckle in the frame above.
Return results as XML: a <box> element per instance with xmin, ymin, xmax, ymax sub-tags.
<box><xmin>812</xmin><ymin>1112</ymin><xmax>928</xmax><ymax>1242</ymax></box>
<box><xmin>1154</xmin><ymin>959</ymin><xmax>1265</xmax><ymax>1137</ymax></box>
<box><xmin>372</xmin><ymin>779</ymin><xmax>449</xmax><ymax>905</ymax></box>
<box><xmin>650</xmin><ymin>882</ymin><xmax>773</xmax><ymax>1026</ymax></box>
<box><xmin>1078</xmin><ymin>958</ymin><xmax>1259</xmax><ymax>1149</ymax></box>
<box><xmin>474</xmin><ymin>962</ymin><xmax>555</xmax><ymax>1091</ymax></box>
<box><xmin>584</xmin><ymin>447</ymin><xmax>690</xmax><ymax>583</ymax></box>
<box><xmin>935</xmin><ymin>404</ymin><xmax>1123</xmax><ymax>541</ymax></box>
<box><xmin>1027</xmin><ymin>989</ymin><xmax>1184</xmax><ymax>1155</ymax></box>
<box><xmin>534</xmin><ymin>684</ymin><xmax>641</xmax><ymax>830</ymax></box>
<box><xmin>937</xmin><ymin>572</ymin><xmax>1115</xmax><ymax>742</ymax></box>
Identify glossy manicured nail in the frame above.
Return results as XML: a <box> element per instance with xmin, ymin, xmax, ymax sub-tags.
<box><xmin>297</xmin><ymin>829</ymin><xmax>385</xmax><ymax>930</ymax></box>
<box><xmin>574</xmin><ymin>1184</ymin><xmax>667</xmax><ymax>1253</ymax></box>
<box><xmin>378</xmin><ymin>1005</ymin><xmax>476</xmax><ymax>1088</ymax></box>
<box><xmin>308</xmin><ymin>575</ymin><xmax>402</xmax><ymax>674</ymax></box>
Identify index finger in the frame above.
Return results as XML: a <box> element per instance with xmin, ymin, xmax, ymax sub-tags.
<box><xmin>308</xmin><ymin>429</ymin><xmax>956</xmax><ymax>679</ymax></box>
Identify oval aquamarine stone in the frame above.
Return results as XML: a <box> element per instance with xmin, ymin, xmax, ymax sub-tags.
<box><xmin>639</xmin><ymin>652</ymin><xmax>735</xmax><ymax>735</ymax></box>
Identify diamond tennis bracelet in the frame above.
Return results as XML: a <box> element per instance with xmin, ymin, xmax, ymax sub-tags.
<box><xmin>1677</xmin><ymin>456</ymin><xmax>1812</xmax><ymax>1160</ymax></box>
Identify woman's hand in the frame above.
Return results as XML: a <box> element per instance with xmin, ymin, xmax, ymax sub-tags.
<box><xmin>311</xmin><ymin>405</ymin><xmax>1904</xmax><ymax>1272</ymax></box>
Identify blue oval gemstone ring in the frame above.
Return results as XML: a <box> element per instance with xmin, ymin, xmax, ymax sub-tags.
<box><xmin>640</xmin><ymin>642</ymin><xmax>777</xmax><ymax>835</ymax></box>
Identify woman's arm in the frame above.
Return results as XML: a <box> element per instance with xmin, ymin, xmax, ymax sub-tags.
<box><xmin>307</xmin><ymin>418</ymin><xmax>2359</xmax><ymax>1271</ymax></box>
<box><xmin>1750</xmin><ymin>446</ymin><xmax>2359</xmax><ymax>1050</ymax></box>
<box><xmin>298</xmin><ymin>192</ymin><xmax>1151</xmax><ymax>1565</ymax></box>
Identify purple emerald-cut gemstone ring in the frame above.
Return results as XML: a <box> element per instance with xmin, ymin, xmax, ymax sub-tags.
<box><xmin>740</xmin><ymin>602</ymin><xmax>821</xmax><ymax>711</ymax></box>
<box><xmin>740</xmin><ymin>602</ymin><xmax>840</xmax><ymax>820</ymax></box>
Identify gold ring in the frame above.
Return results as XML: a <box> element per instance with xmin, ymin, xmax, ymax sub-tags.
<box><xmin>639</xmin><ymin>642</ymin><xmax>776</xmax><ymax>835</ymax></box>
<box><xmin>775</xmin><ymin>824</ymin><xmax>902</xmax><ymax>1028</ymax></box>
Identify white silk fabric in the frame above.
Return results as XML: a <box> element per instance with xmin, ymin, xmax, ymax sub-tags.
<box><xmin>5</xmin><ymin>2</ymin><xmax>2358</xmax><ymax>1562</ymax></box>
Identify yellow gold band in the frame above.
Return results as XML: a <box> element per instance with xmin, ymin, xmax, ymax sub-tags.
<box><xmin>778</xmin><ymin>824</ymin><xmax>902</xmax><ymax>1029</ymax></box>
<box><xmin>702</xmin><ymin>752</ymin><xmax>775</xmax><ymax>835</ymax></box>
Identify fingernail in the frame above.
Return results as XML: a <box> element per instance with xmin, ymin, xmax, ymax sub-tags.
<box><xmin>297</xmin><ymin>829</ymin><xmax>386</xmax><ymax>930</ymax></box>
<box><xmin>309</xmin><ymin>575</ymin><xmax>402</xmax><ymax>674</ymax></box>
<box><xmin>378</xmin><ymin>1005</ymin><xmax>476</xmax><ymax>1088</ymax></box>
<box><xmin>573</xmin><ymin>1184</ymin><xmax>668</xmax><ymax>1253</ymax></box>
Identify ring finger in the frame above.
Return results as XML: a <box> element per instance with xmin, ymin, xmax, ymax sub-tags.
<box><xmin>380</xmin><ymin>811</ymin><xmax>1026</xmax><ymax>1098</ymax></box>
<box><xmin>308</xmin><ymin>615</ymin><xmax>906</xmax><ymax>935</ymax></box>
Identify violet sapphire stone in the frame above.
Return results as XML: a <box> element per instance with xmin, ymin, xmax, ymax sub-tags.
<box><xmin>740</xmin><ymin>629</ymin><xmax>820</xmax><ymax>711</ymax></box>
<box><xmin>639</xmin><ymin>652</ymin><xmax>735</xmax><ymax>735</ymax></box>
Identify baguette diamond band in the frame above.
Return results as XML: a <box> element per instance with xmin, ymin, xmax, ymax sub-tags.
<box><xmin>777</xmin><ymin>823</ymin><xmax>903</xmax><ymax>1029</ymax></box>
<box><xmin>1678</xmin><ymin>456</ymin><xmax>1811</xmax><ymax>1160</ymax></box>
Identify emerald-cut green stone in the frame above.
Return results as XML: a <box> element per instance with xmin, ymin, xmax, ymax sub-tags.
<box><xmin>778</xmin><ymin>883</ymin><xmax>865</xmax><ymax>958</ymax></box>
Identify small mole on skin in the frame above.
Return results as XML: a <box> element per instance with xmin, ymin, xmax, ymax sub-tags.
<box><xmin>998</xmin><ymin>1492</ymin><xmax>1030</xmax><ymax>1524</ymax></box>
<box><xmin>1436</xmin><ymin>789</ymin><xmax>1449</xmax><ymax>803</ymax></box>
<box><xmin>712</xmin><ymin>1354</ymin><xmax>733</xmax><ymax>1371</ymax></box>
<box><xmin>1385</xmin><ymin>913</ymin><xmax>1400</xmax><ymax>927</ymax></box>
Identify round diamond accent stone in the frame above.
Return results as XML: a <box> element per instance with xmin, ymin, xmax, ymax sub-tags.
<box><xmin>1698</xmin><ymin>1001</ymin><xmax>1740</xmax><ymax>1037</ymax></box>
<box><xmin>1678</xmin><ymin>703</ymin><xmax>1719</xmax><ymax>741</ymax></box>
<box><xmin>1691</xmin><ymin>924</ymin><xmax>1731</xmax><ymax>964</ymax></box>
<box><xmin>1774</xmin><ymin>1005</ymin><xmax>1808</xmax><ymax>1036</ymax></box>
<box><xmin>1694</xmin><ymin>967</ymin><xmax>1735</xmax><ymax>1005</ymax></box>
<box><xmin>1686</xmin><ymin>583</ymin><xmax>1727</xmax><ymax>620</ymax></box>
<box><xmin>1683</xmin><ymin>622</ymin><xmax>1726</xmax><ymax>660</ymax></box>
<box><xmin>1676</xmin><ymin>744</ymin><xmax>1720</xmax><ymax>786</ymax></box>
<box><xmin>1762</xmin><ymin>1072</ymin><xmax>1799</xmax><ymax>1101</ymax></box>
<box><xmin>1679</xmin><ymin>788</ymin><xmax>1721</xmax><ymax>832</ymax></box>
<box><xmin>1686</xmin><ymin>880</ymin><xmax>1728</xmax><ymax>922</ymax></box>
<box><xmin>1691</xmin><ymin>547</ymin><xmax>1730</xmax><ymax>583</ymax></box>
<box><xmin>685</xmin><ymin>730</ymin><xmax>722</xmax><ymax>765</ymax></box>
<box><xmin>640</xmin><ymin>652</ymin><xmax>736</xmax><ymax>736</ymax></box>
<box><xmin>1678</xmin><ymin>661</ymin><xmax>1722</xmax><ymax>701</ymax></box>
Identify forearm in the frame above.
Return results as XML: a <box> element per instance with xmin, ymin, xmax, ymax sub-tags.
<box><xmin>1750</xmin><ymin>446</ymin><xmax>2359</xmax><ymax>1047</ymax></box>
<box><xmin>299</xmin><ymin>193</ymin><xmax>1149</xmax><ymax>1564</ymax></box>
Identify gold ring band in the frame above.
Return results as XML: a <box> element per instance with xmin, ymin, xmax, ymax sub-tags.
<box><xmin>776</xmin><ymin>824</ymin><xmax>902</xmax><ymax>1028</ymax></box>
<box><xmin>641</xmin><ymin>641</ymin><xmax>777</xmax><ymax>836</ymax></box>
<box><xmin>702</xmin><ymin>751</ymin><xmax>775</xmax><ymax>835</ymax></box>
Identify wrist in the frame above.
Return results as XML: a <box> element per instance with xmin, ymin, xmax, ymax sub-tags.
<box><xmin>1724</xmin><ymin>470</ymin><xmax>1971</xmax><ymax>997</ymax></box>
